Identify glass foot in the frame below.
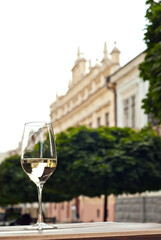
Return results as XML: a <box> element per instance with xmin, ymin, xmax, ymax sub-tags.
<box><xmin>26</xmin><ymin>222</ymin><xmax>57</xmax><ymax>230</ymax></box>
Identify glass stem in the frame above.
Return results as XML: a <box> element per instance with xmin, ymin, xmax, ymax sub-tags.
<box><xmin>37</xmin><ymin>183</ymin><xmax>44</xmax><ymax>224</ymax></box>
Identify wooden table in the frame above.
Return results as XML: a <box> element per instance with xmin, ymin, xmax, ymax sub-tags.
<box><xmin>0</xmin><ymin>222</ymin><xmax>161</xmax><ymax>240</ymax></box>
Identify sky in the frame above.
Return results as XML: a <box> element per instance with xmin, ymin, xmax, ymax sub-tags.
<box><xmin>0</xmin><ymin>0</ymin><xmax>147</xmax><ymax>153</ymax></box>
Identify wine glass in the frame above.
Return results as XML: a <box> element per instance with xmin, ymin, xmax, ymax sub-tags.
<box><xmin>21</xmin><ymin>122</ymin><xmax>57</xmax><ymax>230</ymax></box>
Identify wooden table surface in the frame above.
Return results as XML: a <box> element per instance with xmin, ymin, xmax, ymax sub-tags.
<box><xmin>0</xmin><ymin>222</ymin><xmax>161</xmax><ymax>240</ymax></box>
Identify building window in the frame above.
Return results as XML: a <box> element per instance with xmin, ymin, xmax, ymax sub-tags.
<box><xmin>123</xmin><ymin>99</ymin><xmax>129</xmax><ymax>127</ymax></box>
<box><xmin>97</xmin><ymin>209</ymin><xmax>100</xmax><ymax>218</ymax></box>
<box><xmin>131</xmin><ymin>95</ymin><xmax>135</xmax><ymax>128</ymax></box>
<box><xmin>89</xmin><ymin>122</ymin><xmax>92</xmax><ymax>128</ymax></box>
<box><xmin>67</xmin><ymin>202</ymin><xmax>70</xmax><ymax>219</ymax></box>
<box><xmin>105</xmin><ymin>113</ymin><xmax>109</xmax><ymax>126</ymax></box>
<box><xmin>97</xmin><ymin>117</ymin><xmax>101</xmax><ymax>127</ymax></box>
<box><xmin>123</xmin><ymin>95</ymin><xmax>136</xmax><ymax>128</ymax></box>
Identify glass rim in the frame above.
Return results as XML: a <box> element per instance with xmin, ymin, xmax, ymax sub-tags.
<box><xmin>24</xmin><ymin>121</ymin><xmax>52</xmax><ymax>127</ymax></box>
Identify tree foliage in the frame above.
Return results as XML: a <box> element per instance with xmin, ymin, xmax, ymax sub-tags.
<box><xmin>48</xmin><ymin>126</ymin><xmax>133</xmax><ymax>197</ymax></box>
<box><xmin>139</xmin><ymin>0</ymin><xmax>161</xmax><ymax>122</ymax></box>
<box><xmin>0</xmin><ymin>155</ymin><xmax>36</xmax><ymax>205</ymax></box>
<box><xmin>49</xmin><ymin>126</ymin><xmax>161</xmax><ymax>198</ymax></box>
<box><xmin>1</xmin><ymin>126</ymin><xmax>161</xmax><ymax>209</ymax></box>
<box><xmin>0</xmin><ymin>154</ymin><xmax>73</xmax><ymax>206</ymax></box>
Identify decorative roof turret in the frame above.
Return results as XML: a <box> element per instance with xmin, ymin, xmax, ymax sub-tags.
<box><xmin>71</xmin><ymin>47</ymin><xmax>86</xmax><ymax>85</ymax></box>
<box><xmin>101</xmin><ymin>42</ymin><xmax>110</xmax><ymax>66</ymax></box>
<box><xmin>77</xmin><ymin>47</ymin><xmax>81</xmax><ymax>60</ymax></box>
<box><xmin>111</xmin><ymin>42</ymin><xmax>120</xmax><ymax>65</ymax></box>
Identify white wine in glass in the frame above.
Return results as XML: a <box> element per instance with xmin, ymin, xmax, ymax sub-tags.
<box><xmin>21</xmin><ymin>122</ymin><xmax>57</xmax><ymax>230</ymax></box>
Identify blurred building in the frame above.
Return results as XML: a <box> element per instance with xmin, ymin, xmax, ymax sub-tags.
<box><xmin>0</xmin><ymin>148</ymin><xmax>20</xmax><ymax>164</ymax></box>
<box><xmin>49</xmin><ymin>44</ymin><xmax>148</xmax><ymax>223</ymax></box>
<box><xmin>107</xmin><ymin>52</ymin><xmax>148</xmax><ymax>129</ymax></box>
<box><xmin>50</xmin><ymin>43</ymin><xmax>120</xmax><ymax>132</ymax></box>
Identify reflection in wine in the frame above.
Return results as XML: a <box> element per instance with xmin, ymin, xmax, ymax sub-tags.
<box><xmin>21</xmin><ymin>158</ymin><xmax>57</xmax><ymax>184</ymax></box>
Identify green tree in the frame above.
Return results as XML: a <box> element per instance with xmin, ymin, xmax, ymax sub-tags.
<box><xmin>139</xmin><ymin>0</ymin><xmax>161</xmax><ymax>122</ymax></box>
<box><xmin>108</xmin><ymin>127</ymin><xmax>161</xmax><ymax>194</ymax></box>
<box><xmin>48</xmin><ymin>126</ymin><xmax>161</xmax><ymax>221</ymax></box>
<box><xmin>0</xmin><ymin>155</ymin><xmax>37</xmax><ymax>205</ymax></box>
<box><xmin>0</xmin><ymin>154</ymin><xmax>73</xmax><ymax>206</ymax></box>
<box><xmin>1</xmin><ymin>126</ymin><xmax>161</xmax><ymax>223</ymax></box>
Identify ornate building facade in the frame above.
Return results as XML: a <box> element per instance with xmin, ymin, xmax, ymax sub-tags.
<box><xmin>50</xmin><ymin>43</ymin><xmax>120</xmax><ymax>133</ymax></box>
<box><xmin>109</xmin><ymin>52</ymin><xmax>148</xmax><ymax>129</ymax></box>
<box><xmin>49</xmin><ymin>44</ymin><xmax>148</xmax><ymax>223</ymax></box>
